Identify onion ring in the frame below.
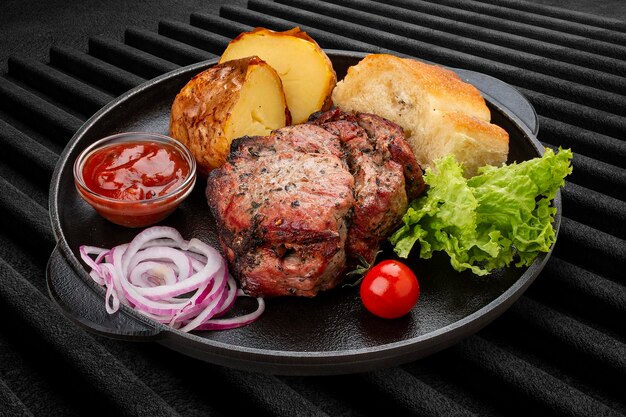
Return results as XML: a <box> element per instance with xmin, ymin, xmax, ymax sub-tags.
<box><xmin>79</xmin><ymin>226</ymin><xmax>264</xmax><ymax>332</ymax></box>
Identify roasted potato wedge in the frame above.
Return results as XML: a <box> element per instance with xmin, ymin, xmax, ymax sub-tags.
<box><xmin>219</xmin><ymin>27</ymin><xmax>336</xmax><ymax>124</ymax></box>
<box><xmin>169</xmin><ymin>56</ymin><xmax>290</xmax><ymax>175</ymax></box>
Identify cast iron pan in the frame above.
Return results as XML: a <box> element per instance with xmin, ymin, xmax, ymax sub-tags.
<box><xmin>47</xmin><ymin>50</ymin><xmax>556</xmax><ymax>375</ymax></box>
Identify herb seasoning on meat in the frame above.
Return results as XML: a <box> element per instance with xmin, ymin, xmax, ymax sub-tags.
<box><xmin>206</xmin><ymin>109</ymin><xmax>424</xmax><ymax>297</ymax></box>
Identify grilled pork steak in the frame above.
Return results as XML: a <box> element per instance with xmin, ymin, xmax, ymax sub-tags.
<box><xmin>206</xmin><ymin>109</ymin><xmax>424</xmax><ymax>297</ymax></box>
<box><xmin>309</xmin><ymin>109</ymin><xmax>425</xmax><ymax>263</ymax></box>
<box><xmin>206</xmin><ymin>124</ymin><xmax>355</xmax><ymax>297</ymax></box>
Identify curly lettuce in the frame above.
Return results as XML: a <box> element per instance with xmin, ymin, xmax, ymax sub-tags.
<box><xmin>389</xmin><ymin>148</ymin><xmax>573</xmax><ymax>275</ymax></box>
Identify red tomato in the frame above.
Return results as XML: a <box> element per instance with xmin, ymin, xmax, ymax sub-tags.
<box><xmin>359</xmin><ymin>260</ymin><xmax>420</xmax><ymax>319</ymax></box>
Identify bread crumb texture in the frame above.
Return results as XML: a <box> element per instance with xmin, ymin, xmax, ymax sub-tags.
<box><xmin>332</xmin><ymin>54</ymin><xmax>509</xmax><ymax>177</ymax></box>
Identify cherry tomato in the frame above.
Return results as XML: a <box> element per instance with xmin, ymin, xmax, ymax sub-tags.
<box><xmin>359</xmin><ymin>260</ymin><xmax>420</xmax><ymax>319</ymax></box>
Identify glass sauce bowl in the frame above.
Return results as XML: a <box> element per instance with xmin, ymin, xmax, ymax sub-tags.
<box><xmin>73</xmin><ymin>132</ymin><xmax>197</xmax><ymax>228</ymax></box>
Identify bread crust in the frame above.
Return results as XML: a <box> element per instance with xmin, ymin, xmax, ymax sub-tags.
<box><xmin>400</xmin><ymin>57</ymin><xmax>491</xmax><ymax>121</ymax></box>
<box><xmin>332</xmin><ymin>54</ymin><xmax>509</xmax><ymax>177</ymax></box>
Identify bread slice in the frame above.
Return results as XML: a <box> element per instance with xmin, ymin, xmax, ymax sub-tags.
<box><xmin>331</xmin><ymin>54</ymin><xmax>509</xmax><ymax>177</ymax></box>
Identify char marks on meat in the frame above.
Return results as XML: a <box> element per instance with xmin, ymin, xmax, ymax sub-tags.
<box><xmin>206</xmin><ymin>109</ymin><xmax>424</xmax><ymax>297</ymax></box>
<box><xmin>309</xmin><ymin>109</ymin><xmax>425</xmax><ymax>263</ymax></box>
<box><xmin>207</xmin><ymin>124</ymin><xmax>355</xmax><ymax>297</ymax></box>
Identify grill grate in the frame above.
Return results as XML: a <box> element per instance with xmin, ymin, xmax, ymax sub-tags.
<box><xmin>0</xmin><ymin>1</ymin><xmax>624</xmax><ymax>415</ymax></box>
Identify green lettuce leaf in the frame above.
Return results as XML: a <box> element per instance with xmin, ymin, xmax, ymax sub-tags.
<box><xmin>389</xmin><ymin>147</ymin><xmax>573</xmax><ymax>275</ymax></box>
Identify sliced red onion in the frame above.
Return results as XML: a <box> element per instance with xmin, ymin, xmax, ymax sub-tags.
<box><xmin>79</xmin><ymin>245</ymin><xmax>108</xmax><ymax>281</ymax></box>
<box><xmin>214</xmin><ymin>275</ymin><xmax>239</xmax><ymax>317</ymax></box>
<box><xmin>127</xmin><ymin>246</ymin><xmax>192</xmax><ymax>282</ymax></box>
<box><xmin>193</xmin><ymin>291</ymin><xmax>265</xmax><ymax>331</ymax></box>
<box><xmin>79</xmin><ymin>226</ymin><xmax>264</xmax><ymax>332</ymax></box>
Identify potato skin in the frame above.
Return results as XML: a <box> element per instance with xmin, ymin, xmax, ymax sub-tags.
<box><xmin>220</xmin><ymin>27</ymin><xmax>336</xmax><ymax>124</ymax></box>
<box><xmin>169</xmin><ymin>56</ymin><xmax>289</xmax><ymax>176</ymax></box>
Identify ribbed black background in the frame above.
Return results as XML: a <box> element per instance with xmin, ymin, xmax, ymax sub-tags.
<box><xmin>1</xmin><ymin>1</ymin><xmax>625</xmax><ymax>416</ymax></box>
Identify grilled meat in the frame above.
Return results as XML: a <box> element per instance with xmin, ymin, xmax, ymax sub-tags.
<box><xmin>309</xmin><ymin>109</ymin><xmax>425</xmax><ymax>262</ymax></box>
<box><xmin>206</xmin><ymin>124</ymin><xmax>355</xmax><ymax>297</ymax></box>
<box><xmin>206</xmin><ymin>109</ymin><xmax>424</xmax><ymax>297</ymax></box>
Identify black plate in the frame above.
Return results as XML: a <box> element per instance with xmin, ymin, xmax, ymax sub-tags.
<box><xmin>47</xmin><ymin>50</ymin><xmax>557</xmax><ymax>375</ymax></box>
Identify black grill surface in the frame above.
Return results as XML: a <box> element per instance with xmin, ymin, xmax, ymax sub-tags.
<box><xmin>1</xmin><ymin>1</ymin><xmax>625</xmax><ymax>416</ymax></box>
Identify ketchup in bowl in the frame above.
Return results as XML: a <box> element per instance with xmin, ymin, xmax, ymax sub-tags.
<box><xmin>82</xmin><ymin>141</ymin><xmax>190</xmax><ymax>200</ymax></box>
<box><xmin>74</xmin><ymin>132</ymin><xmax>196</xmax><ymax>228</ymax></box>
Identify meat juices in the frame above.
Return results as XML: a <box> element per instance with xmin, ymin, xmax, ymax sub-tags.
<box><xmin>206</xmin><ymin>109</ymin><xmax>424</xmax><ymax>297</ymax></box>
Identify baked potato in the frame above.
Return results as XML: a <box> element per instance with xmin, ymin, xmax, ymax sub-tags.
<box><xmin>219</xmin><ymin>27</ymin><xmax>336</xmax><ymax>124</ymax></box>
<box><xmin>169</xmin><ymin>56</ymin><xmax>290</xmax><ymax>176</ymax></box>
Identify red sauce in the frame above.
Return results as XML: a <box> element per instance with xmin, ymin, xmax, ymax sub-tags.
<box><xmin>82</xmin><ymin>142</ymin><xmax>190</xmax><ymax>201</ymax></box>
